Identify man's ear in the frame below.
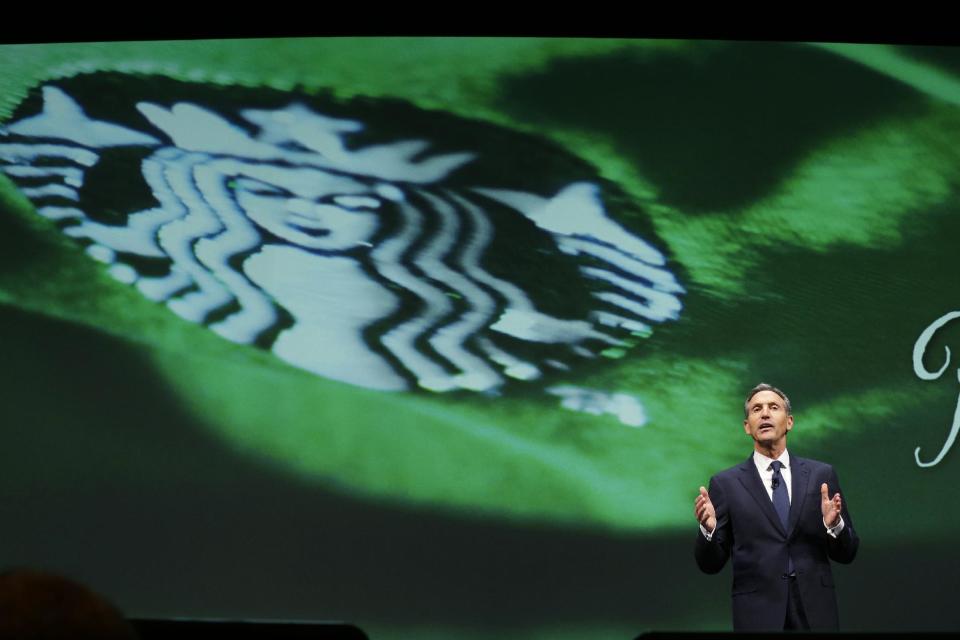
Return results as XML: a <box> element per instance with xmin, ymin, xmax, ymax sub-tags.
<box><xmin>786</xmin><ymin>415</ymin><xmax>794</xmax><ymax>432</ymax></box>
<box><xmin>743</xmin><ymin>419</ymin><xmax>751</xmax><ymax>435</ymax></box>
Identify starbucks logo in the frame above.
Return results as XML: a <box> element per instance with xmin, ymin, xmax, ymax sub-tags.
<box><xmin>0</xmin><ymin>73</ymin><xmax>684</xmax><ymax>400</ymax></box>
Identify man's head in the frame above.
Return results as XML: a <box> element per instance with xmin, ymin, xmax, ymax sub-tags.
<box><xmin>743</xmin><ymin>383</ymin><xmax>791</xmax><ymax>418</ymax></box>
<box><xmin>743</xmin><ymin>383</ymin><xmax>793</xmax><ymax>454</ymax></box>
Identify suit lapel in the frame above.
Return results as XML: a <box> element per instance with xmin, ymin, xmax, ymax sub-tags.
<box><xmin>787</xmin><ymin>455</ymin><xmax>811</xmax><ymax>538</ymax></box>
<box><xmin>736</xmin><ymin>455</ymin><xmax>786</xmax><ymax>536</ymax></box>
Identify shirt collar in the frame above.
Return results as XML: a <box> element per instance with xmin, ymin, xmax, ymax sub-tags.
<box><xmin>754</xmin><ymin>448</ymin><xmax>790</xmax><ymax>471</ymax></box>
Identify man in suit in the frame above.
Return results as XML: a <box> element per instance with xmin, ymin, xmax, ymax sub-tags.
<box><xmin>694</xmin><ymin>383</ymin><xmax>859</xmax><ymax>631</ymax></box>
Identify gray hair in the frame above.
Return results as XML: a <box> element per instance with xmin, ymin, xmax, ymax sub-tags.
<box><xmin>744</xmin><ymin>382</ymin><xmax>792</xmax><ymax>417</ymax></box>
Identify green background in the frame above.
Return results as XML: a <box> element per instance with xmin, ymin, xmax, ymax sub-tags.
<box><xmin>2</xmin><ymin>38</ymin><xmax>960</xmax><ymax>638</ymax></box>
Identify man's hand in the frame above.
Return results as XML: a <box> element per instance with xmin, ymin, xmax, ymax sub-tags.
<box><xmin>695</xmin><ymin>486</ymin><xmax>717</xmax><ymax>532</ymax></box>
<box><xmin>821</xmin><ymin>482</ymin><xmax>842</xmax><ymax>527</ymax></box>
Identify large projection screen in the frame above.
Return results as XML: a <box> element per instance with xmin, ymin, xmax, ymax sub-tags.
<box><xmin>2</xmin><ymin>37</ymin><xmax>960</xmax><ymax>639</ymax></box>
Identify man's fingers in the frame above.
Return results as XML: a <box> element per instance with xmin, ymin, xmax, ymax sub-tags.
<box><xmin>820</xmin><ymin>482</ymin><xmax>829</xmax><ymax>499</ymax></box>
<box><xmin>694</xmin><ymin>486</ymin><xmax>715</xmax><ymax>525</ymax></box>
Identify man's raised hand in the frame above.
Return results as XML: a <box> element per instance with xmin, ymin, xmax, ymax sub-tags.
<box><xmin>821</xmin><ymin>482</ymin><xmax>842</xmax><ymax>528</ymax></box>
<box><xmin>695</xmin><ymin>486</ymin><xmax>717</xmax><ymax>532</ymax></box>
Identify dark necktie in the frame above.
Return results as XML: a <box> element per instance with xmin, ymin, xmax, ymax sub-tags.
<box><xmin>770</xmin><ymin>460</ymin><xmax>795</xmax><ymax>574</ymax></box>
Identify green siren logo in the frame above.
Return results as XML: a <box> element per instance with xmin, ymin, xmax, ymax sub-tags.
<box><xmin>0</xmin><ymin>73</ymin><xmax>683</xmax><ymax>422</ymax></box>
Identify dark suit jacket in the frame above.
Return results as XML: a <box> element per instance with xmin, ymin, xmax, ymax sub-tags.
<box><xmin>694</xmin><ymin>454</ymin><xmax>859</xmax><ymax>631</ymax></box>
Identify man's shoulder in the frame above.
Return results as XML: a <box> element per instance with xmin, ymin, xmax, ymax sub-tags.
<box><xmin>791</xmin><ymin>455</ymin><xmax>835</xmax><ymax>473</ymax></box>
<box><xmin>710</xmin><ymin>458</ymin><xmax>751</xmax><ymax>483</ymax></box>
<box><xmin>709</xmin><ymin>454</ymin><xmax>837</xmax><ymax>483</ymax></box>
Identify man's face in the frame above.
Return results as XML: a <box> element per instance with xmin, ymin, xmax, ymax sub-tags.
<box><xmin>743</xmin><ymin>389</ymin><xmax>793</xmax><ymax>450</ymax></box>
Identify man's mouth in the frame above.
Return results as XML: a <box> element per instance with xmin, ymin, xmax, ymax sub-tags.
<box><xmin>758</xmin><ymin>423</ymin><xmax>774</xmax><ymax>432</ymax></box>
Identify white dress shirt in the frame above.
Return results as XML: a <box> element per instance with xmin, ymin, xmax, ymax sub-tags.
<box><xmin>753</xmin><ymin>449</ymin><xmax>793</xmax><ymax>503</ymax></box>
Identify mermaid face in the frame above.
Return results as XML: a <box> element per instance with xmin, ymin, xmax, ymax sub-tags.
<box><xmin>0</xmin><ymin>73</ymin><xmax>685</xmax><ymax>422</ymax></box>
<box><xmin>229</xmin><ymin>164</ymin><xmax>382</xmax><ymax>251</ymax></box>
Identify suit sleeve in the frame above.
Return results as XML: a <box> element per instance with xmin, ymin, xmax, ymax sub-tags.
<box><xmin>694</xmin><ymin>475</ymin><xmax>732</xmax><ymax>574</ymax></box>
<box><xmin>825</xmin><ymin>466</ymin><xmax>859</xmax><ymax>564</ymax></box>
